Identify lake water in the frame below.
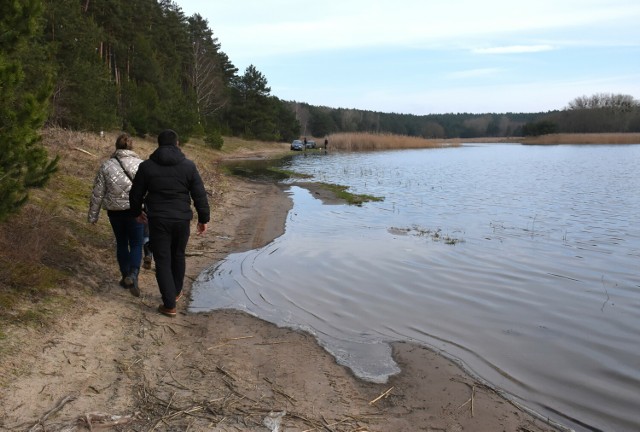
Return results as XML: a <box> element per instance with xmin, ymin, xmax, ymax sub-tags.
<box><xmin>190</xmin><ymin>144</ymin><xmax>640</xmax><ymax>432</ymax></box>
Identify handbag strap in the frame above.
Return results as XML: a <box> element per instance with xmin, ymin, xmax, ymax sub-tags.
<box><xmin>114</xmin><ymin>156</ymin><xmax>134</xmax><ymax>182</ymax></box>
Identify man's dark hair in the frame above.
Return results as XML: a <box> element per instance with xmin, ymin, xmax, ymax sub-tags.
<box><xmin>158</xmin><ymin>129</ymin><xmax>179</xmax><ymax>146</ymax></box>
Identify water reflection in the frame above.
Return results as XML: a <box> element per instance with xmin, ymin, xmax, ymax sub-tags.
<box><xmin>192</xmin><ymin>144</ymin><xmax>640</xmax><ymax>432</ymax></box>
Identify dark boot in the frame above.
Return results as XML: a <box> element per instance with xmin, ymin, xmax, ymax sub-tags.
<box><xmin>142</xmin><ymin>242</ymin><xmax>153</xmax><ymax>269</ymax></box>
<box><xmin>126</xmin><ymin>267</ymin><xmax>140</xmax><ymax>297</ymax></box>
<box><xmin>120</xmin><ymin>271</ymin><xmax>132</xmax><ymax>288</ymax></box>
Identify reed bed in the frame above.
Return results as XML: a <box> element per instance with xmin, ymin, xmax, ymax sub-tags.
<box><xmin>326</xmin><ymin>132</ymin><xmax>640</xmax><ymax>150</ymax></box>
<box><xmin>521</xmin><ymin>133</ymin><xmax>640</xmax><ymax>145</ymax></box>
<box><xmin>327</xmin><ymin>132</ymin><xmax>458</xmax><ymax>151</ymax></box>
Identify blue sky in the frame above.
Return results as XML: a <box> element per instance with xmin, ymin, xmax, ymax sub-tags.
<box><xmin>176</xmin><ymin>0</ymin><xmax>640</xmax><ymax>115</ymax></box>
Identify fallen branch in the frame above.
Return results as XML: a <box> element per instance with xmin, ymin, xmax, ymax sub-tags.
<box><xmin>28</xmin><ymin>394</ymin><xmax>77</xmax><ymax>431</ymax></box>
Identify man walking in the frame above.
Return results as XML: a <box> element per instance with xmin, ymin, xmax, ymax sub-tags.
<box><xmin>130</xmin><ymin>129</ymin><xmax>210</xmax><ymax>317</ymax></box>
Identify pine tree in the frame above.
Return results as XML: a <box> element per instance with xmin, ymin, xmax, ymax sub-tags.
<box><xmin>0</xmin><ymin>0</ymin><xmax>58</xmax><ymax>221</ymax></box>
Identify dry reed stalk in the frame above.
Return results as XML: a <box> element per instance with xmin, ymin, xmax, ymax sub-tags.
<box><xmin>456</xmin><ymin>385</ymin><xmax>476</xmax><ymax>417</ymax></box>
<box><xmin>206</xmin><ymin>335</ymin><xmax>254</xmax><ymax>350</ymax></box>
<box><xmin>368</xmin><ymin>386</ymin><xmax>394</xmax><ymax>405</ymax></box>
<box><xmin>73</xmin><ymin>147</ymin><xmax>96</xmax><ymax>157</ymax></box>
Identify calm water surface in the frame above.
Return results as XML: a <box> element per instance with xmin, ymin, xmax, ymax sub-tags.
<box><xmin>191</xmin><ymin>144</ymin><xmax>640</xmax><ymax>432</ymax></box>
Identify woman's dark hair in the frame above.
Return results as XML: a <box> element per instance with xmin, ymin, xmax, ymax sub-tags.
<box><xmin>115</xmin><ymin>133</ymin><xmax>133</xmax><ymax>150</ymax></box>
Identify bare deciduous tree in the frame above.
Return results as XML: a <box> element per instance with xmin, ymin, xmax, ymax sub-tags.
<box><xmin>567</xmin><ymin>93</ymin><xmax>638</xmax><ymax>111</ymax></box>
<box><xmin>190</xmin><ymin>39</ymin><xmax>227</xmax><ymax>118</ymax></box>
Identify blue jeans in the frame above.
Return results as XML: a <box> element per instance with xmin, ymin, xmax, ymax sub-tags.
<box><xmin>108</xmin><ymin>210</ymin><xmax>144</xmax><ymax>278</ymax></box>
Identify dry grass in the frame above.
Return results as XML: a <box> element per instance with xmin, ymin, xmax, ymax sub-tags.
<box><xmin>199</xmin><ymin>135</ymin><xmax>290</xmax><ymax>156</ymax></box>
<box><xmin>521</xmin><ymin>132</ymin><xmax>640</xmax><ymax>145</ymax></box>
<box><xmin>327</xmin><ymin>132</ymin><xmax>459</xmax><ymax>151</ymax></box>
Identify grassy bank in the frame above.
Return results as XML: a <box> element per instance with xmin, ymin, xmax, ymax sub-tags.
<box><xmin>0</xmin><ymin>128</ymin><xmax>288</xmax><ymax>347</ymax></box>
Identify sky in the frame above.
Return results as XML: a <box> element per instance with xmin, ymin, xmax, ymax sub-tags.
<box><xmin>176</xmin><ymin>0</ymin><xmax>640</xmax><ymax>115</ymax></box>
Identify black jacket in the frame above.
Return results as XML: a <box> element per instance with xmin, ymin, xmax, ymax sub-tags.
<box><xmin>129</xmin><ymin>144</ymin><xmax>210</xmax><ymax>224</ymax></box>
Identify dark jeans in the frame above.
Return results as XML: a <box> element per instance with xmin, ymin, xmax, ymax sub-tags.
<box><xmin>107</xmin><ymin>210</ymin><xmax>144</xmax><ymax>278</ymax></box>
<box><xmin>149</xmin><ymin>218</ymin><xmax>190</xmax><ymax>309</ymax></box>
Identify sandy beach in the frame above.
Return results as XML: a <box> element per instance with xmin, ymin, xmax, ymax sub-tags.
<box><xmin>0</xmin><ymin>132</ymin><xmax>565</xmax><ymax>431</ymax></box>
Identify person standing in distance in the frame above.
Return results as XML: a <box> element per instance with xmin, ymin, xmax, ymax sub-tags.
<box><xmin>129</xmin><ymin>129</ymin><xmax>210</xmax><ymax>317</ymax></box>
<box><xmin>88</xmin><ymin>133</ymin><xmax>144</xmax><ymax>297</ymax></box>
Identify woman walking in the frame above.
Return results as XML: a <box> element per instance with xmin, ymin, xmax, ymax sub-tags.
<box><xmin>88</xmin><ymin>133</ymin><xmax>145</xmax><ymax>296</ymax></box>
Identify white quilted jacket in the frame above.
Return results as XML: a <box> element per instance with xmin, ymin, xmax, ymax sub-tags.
<box><xmin>88</xmin><ymin>149</ymin><xmax>143</xmax><ymax>223</ymax></box>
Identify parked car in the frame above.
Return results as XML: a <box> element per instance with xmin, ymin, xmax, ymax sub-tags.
<box><xmin>291</xmin><ymin>139</ymin><xmax>304</xmax><ymax>150</ymax></box>
<box><xmin>305</xmin><ymin>140</ymin><xmax>316</xmax><ymax>149</ymax></box>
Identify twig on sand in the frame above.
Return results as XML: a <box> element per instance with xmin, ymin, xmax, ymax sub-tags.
<box><xmin>264</xmin><ymin>377</ymin><xmax>297</xmax><ymax>403</ymax></box>
<box><xmin>28</xmin><ymin>394</ymin><xmax>77</xmax><ymax>431</ymax></box>
<box><xmin>368</xmin><ymin>386</ymin><xmax>394</xmax><ymax>405</ymax></box>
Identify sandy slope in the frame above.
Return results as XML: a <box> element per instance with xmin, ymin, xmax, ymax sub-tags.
<box><xmin>0</xmin><ymin>143</ymin><xmax>563</xmax><ymax>431</ymax></box>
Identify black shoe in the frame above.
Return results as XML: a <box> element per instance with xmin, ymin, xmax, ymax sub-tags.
<box><xmin>142</xmin><ymin>255</ymin><xmax>152</xmax><ymax>270</ymax></box>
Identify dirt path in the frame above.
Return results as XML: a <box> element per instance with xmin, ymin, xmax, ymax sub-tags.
<box><xmin>0</xmin><ymin>175</ymin><xmax>563</xmax><ymax>432</ymax></box>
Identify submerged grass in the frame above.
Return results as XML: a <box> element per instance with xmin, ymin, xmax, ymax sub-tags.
<box><xmin>318</xmin><ymin>182</ymin><xmax>384</xmax><ymax>206</ymax></box>
<box><xmin>268</xmin><ymin>167</ymin><xmax>313</xmax><ymax>179</ymax></box>
<box><xmin>390</xmin><ymin>226</ymin><xmax>465</xmax><ymax>245</ymax></box>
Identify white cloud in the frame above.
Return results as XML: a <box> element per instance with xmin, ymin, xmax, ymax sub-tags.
<box><xmin>473</xmin><ymin>45</ymin><xmax>555</xmax><ymax>55</ymax></box>
<box><xmin>181</xmin><ymin>0</ymin><xmax>640</xmax><ymax>60</ymax></box>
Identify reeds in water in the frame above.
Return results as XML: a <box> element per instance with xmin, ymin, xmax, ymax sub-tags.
<box><xmin>522</xmin><ymin>133</ymin><xmax>640</xmax><ymax>145</ymax></box>
<box><xmin>326</xmin><ymin>132</ymin><xmax>458</xmax><ymax>151</ymax></box>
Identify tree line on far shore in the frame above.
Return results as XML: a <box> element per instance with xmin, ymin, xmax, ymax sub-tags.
<box><xmin>293</xmin><ymin>92</ymin><xmax>640</xmax><ymax>139</ymax></box>
<box><xmin>2</xmin><ymin>0</ymin><xmax>639</xmax><ymax>221</ymax></box>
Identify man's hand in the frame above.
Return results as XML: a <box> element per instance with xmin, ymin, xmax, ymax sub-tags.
<box><xmin>136</xmin><ymin>212</ymin><xmax>148</xmax><ymax>224</ymax></box>
<box><xmin>197</xmin><ymin>222</ymin><xmax>207</xmax><ymax>235</ymax></box>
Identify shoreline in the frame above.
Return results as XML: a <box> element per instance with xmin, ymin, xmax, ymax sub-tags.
<box><xmin>0</xmin><ymin>149</ymin><xmax>564</xmax><ymax>431</ymax></box>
